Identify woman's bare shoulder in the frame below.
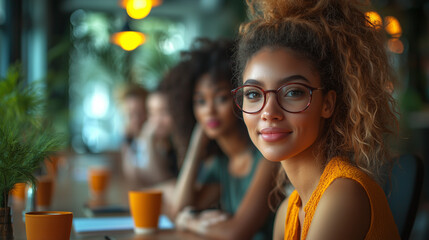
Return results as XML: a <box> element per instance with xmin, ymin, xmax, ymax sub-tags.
<box><xmin>307</xmin><ymin>178</ymin><xmax>371</xmax><ymax>240</ymax></box>
<box><xmin>273</xmin><ymin>196</ymin><xmax>289</xmax><ymax>240</ymax></box>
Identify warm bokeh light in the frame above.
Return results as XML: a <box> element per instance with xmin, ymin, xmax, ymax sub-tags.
<box><xmin>387</xmin><ymin>38</ymin><xmax>404</xmax><ymax>54</ymax></box>
<box><xmin>111</xmin><ymin>31</ymin><xmax>146</xmax><ymax>51</ymax></box>
<box><xmin>119</xmin><ymin>0</ymin><xmax>161</xmax><ymax>8</ymax></box>
<box><xmin>365</xmin><ymin>11</ymin><xmax>383</xmax><ymax>28</ymax></box>
<box><xmin>122</xmin><ymin>0</ymin><xmax>152</xmax><ymax>19</ymax></box>
<box><xmin>151</xmin><ymin>0</ymin><xmax>162</xmax><ymax>7</ymax></box>
<box><xmin>384</xmin><ymin>16</ymin><xmax>402</xmax><ymax>38</ymax></box>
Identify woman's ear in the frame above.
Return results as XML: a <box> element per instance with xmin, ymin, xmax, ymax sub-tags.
<box><xmin>321</xmin><ymin>90</ymin><xmax>336</xmax><ymax>118</ymax></box>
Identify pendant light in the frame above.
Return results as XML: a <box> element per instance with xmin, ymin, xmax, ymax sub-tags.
<box><xmin>111</xmin><ymin>20</ymin><xmax>146</xmax><ymax>51</ymax></box>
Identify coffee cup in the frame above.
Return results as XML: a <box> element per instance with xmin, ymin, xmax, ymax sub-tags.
<box><xmin>88</xmin><ymin>167</ymin><xmax>110</xmax><ymax>199</ymax></box>
<box><xmin>35</xmin><ymin>176</ymin><xmax>54</xmax><ymax>211</ymax></box>
<box><xmin>128</xmin><ymin>190</ymin><xmax>163</xmax><ymax>234</ymax></box>
<box><xmin>10</xmin><ymin>182</ymin><xmax>27</xmax><ymax>202</ymax></box>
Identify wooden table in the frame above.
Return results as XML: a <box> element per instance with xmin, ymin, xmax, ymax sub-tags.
<box><xmin>11</xmin><ymin>153</ymin><xmax>203</xmax><ymax>240</ymax></box>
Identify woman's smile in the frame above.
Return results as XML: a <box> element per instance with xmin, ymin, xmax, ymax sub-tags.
<box><xmin>206</xmin><ymin>119</ymin><xmax>221</xmax><ymax>129</ymax></box>
<box><xmin>259</xmin><ymin>127</ymin><xmax>292</xmax><ymax>142</ymax></box>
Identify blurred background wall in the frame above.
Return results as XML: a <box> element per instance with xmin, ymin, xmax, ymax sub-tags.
<box><xmin>0</xmin><ymin>0</ymin><xmax>247</xmax><ymax>153</ymax></box>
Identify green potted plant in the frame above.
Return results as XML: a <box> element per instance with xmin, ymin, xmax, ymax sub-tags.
<box><xmin>0</xmin><ymin>65</ymin><xmax>63</xmax><ymax>239</ymax></box>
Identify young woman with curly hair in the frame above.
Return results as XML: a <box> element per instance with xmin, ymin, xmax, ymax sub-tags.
<box><xmin>170</xmin><ymin>38</ymin><xmax>279</xmax><ymax>239</ymax></box>
<box><xmin>232</xmin><ymin>0</ymin><xmax>400</xmax><ymax>239</ymax></box>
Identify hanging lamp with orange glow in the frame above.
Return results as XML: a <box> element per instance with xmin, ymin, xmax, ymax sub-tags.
<box><xmin>111</xmin><ymin>21</ymin><xmax>146</xmax><ymax>51</ymax></box>
<box><xmin>119</xmin><ymin>0</ymin><xmax>162</xmax><ymax>8</ymax></box>
<box><xmin>119</xmin><ymin>0</ymin><xmax>162</xmax><ymax>19</ymax></box>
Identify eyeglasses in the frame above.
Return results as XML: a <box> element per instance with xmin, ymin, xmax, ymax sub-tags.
<box><xmin>231</xmin><ymin>82</ymin><xmax>323</xmax><ymax>114</ymax></box>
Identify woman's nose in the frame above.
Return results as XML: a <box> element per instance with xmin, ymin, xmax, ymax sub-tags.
<box><xmin>261</xmin><ymin>93</ymin><xmax>284</xmax><ymax>121</ymax></box>
<box><xmin>205</xmin><ymin>100</ymin><xmax>216</xmax><ymax>114</ymax></box>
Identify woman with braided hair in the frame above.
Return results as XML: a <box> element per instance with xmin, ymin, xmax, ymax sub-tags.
<box><xmin>232</xmin><ymin>0</ymin><xmax>401</xmax><ymax>239</ymax></box>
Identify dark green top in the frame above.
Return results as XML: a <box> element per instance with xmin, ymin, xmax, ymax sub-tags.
<box><xmin>198</xmin><ymin>147</ymin><xmax>274</xmax><ymax>240</ymax></box>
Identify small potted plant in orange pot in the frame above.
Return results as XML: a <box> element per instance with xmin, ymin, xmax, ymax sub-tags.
<box><xmin>0</xmin><ymin>65</ymin><xmax>63</xmax><ymax>239</ymax></box>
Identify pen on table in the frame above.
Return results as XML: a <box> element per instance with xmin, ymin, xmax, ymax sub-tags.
<box><xmin>105</xmin><ymin>236</ymin><xmax>115</xmax><ymax>240</ymax></box>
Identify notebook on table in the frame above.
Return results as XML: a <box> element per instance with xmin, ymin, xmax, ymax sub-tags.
<box><xmin>73</xmin><ymin>215</ymin><xmax>174</xmax><ymax>233</ymax></box>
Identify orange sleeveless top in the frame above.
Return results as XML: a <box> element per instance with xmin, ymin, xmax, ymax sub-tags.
<box><xmin>284</xmin><ymin>157</ymin><xmax>400</xmax><ymax>240</ymax></box>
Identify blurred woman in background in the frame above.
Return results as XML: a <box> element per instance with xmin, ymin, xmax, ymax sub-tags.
<box><xmin>170</xmin><ymin>38</ymin><xmax>278</xmax><ymax>240</ymax></box>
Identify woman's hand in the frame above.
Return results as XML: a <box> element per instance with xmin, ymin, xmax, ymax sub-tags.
<box><xmin>175</xmin><ymin>207</ymin><xmax>193</xmax><ymax>230</ymax></box>
<box><xmin>176</xmin><ymin>207</ymin><xmax>229</xmax><ymax>235</ymax></box>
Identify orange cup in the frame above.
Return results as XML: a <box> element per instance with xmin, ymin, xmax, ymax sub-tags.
<box><xmin>45</xmin><ymin>155</ymin><xmax>60</xmax><ymax>177</ymax></box>
<box><xmin>128</xmin><ymin>190</ymin><xmax>163</xmax><ymax>234</ymax></box>
<box><xmin>88</xmin><ymin>168</ymin><xmax>110</xmax><ymax>198</ymax></box>
<box><xmin>36</xmin><ymin>176</ymin><xmax>54</xmax><ymax>211</ymax></box>
<box><xmin>25</xmin><ymin>211</ymin><xmax>73</xmax><ymax>240</ymax></box>
<box><xmin>10</xmin><ymin>182</ymin><xmax>27</xmax><ymax>201</ymax></box>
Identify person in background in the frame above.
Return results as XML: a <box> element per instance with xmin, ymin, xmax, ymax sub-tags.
<box><xmin>118</xmin><ymin>83</ymin><xmax>147</xmax><ymax>145</ymax></box>
<box><xmin>171</xmin><ymin>38</ymin><xmax>279</xmax><ymax>240</ymax></box>
<box><xmin>145</xmin><ymin>89</ymin><xmax>179</xmax><ymax>179</ymax></box>
<box><xmin>118</xmin><ymin>83</ymin><xmax>176</xmax><ymax>188</ymax></box>
<box><xmin>233</xmin><ymin>0</ymin><xmax>401</xmax><ymax>239</ymax></box>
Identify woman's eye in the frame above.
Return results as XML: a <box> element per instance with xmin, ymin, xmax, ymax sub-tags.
<box><xmin>194</xmin><ymin>98</ymin><xmax>206</xmax><ymax>106</ymax></box>
<box><xmin>244</xmin><ymin>90</ymin><xmax>262</xmax><ymax>100</ymax></box>
<box><xmin>215</xmin><ymin>95</ymin><xmax>229</xmax><ymax>104</ymax></box>
<box><xmin>283</xmin><ymin>86</ymin><xmax>307</xmax><ymax>98</ymax></box>
<box><xmin>285</xmin><ymin>90</ymin><xmax>304</xmax><ymax>97</ymax></box>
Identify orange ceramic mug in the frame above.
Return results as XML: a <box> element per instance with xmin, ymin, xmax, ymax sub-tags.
<box><xmin>10</xmin><ymin>182</ymin><xmax>27</xmax><ymax>201</ymax></box>
<box><xmin>25</xmin><ymin>211</ymin><xmax>73</xmax><ymax>240</ymax></box>
<box><xmin>129</xmin><ymin>190</ymin><xmax>163</xmax><ymax>234</ymax></box>
<box><xmin>36</xmin><ymin>176</ymin><xmax>54</xmax><ymax>211</ymax></box>
<box><xmin>88</xmin><ymin>167</ymin><xmax>110</xmax><ymax>198</ymax></box>
<box><xmin>45</xmin><ymin>155</ymin><xmax>61</xmax><ymax>177</ymax></box>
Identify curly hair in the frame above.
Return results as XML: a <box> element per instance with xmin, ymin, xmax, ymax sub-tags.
<box><xmin>162</xmin><ymin>38</ymin><xmax>240</xmax><ymax>164</ymax></box>
<box><xmin>236</xmin><ymin>0</ymin><xmax>399</xmax><ymax>186</ymax></box>
<box><xmin>157</xmin><ymin>60</ymin><xmax>194</xmax><ymax>165</ymax></box>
